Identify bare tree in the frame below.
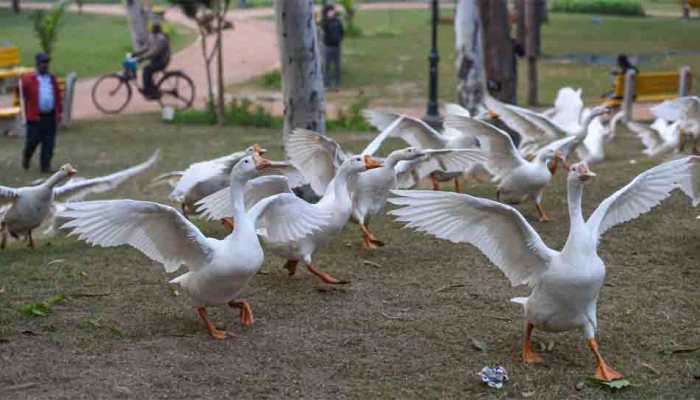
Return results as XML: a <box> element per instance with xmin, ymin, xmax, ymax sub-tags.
<box><xmin>275</xmin><ymin>0</ymin><xmax>326</xmax><ymax>140</ymax></box>
<box><xmin>455</xmin><ymin>0</ymin><xmax>486</xmax><ymax>115</ymax></box>
<box><xmin>125</xmin><ymin>0</ymin><xmax>150</xmax><ymax>51</ymax></box>
<box><xmin>478</xmin><ymin>0</ymin><xmax>517</xmax><ymax>104</ymax></box>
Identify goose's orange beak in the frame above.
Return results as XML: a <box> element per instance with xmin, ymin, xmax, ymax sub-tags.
<box><xmin>253</xmin><ymin>144</ymin><xmax>267</xmax><ymax>155</ymax></box>
<box><xmin>488</xmin><ymin>111</ymin><xmax>499</xmax><ymax>119</ymax></box>
<box><xmin>253</xmin><ymin>154</ymin><xmax>273</xmax><ymax>170</ymax></box>
<box><xmin>64</xmin><ymin>164</ymin><xmax>77</xmax><ymax>176</ymax></box>
<box><xmin>578</xmin><ymin>163</ymin><xmax>596</xmax><ymax>181</ymax></box>
<box><xmin>363</xmin><ymin>155</ymin><xmax>382</xmax><ymax>169</ymax></box>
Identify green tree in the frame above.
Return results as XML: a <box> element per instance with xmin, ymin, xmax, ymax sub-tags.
<box><xmin>30</xmin><ymin>0</ymin><xmax>71</xmax><ymax>57</ymax></box>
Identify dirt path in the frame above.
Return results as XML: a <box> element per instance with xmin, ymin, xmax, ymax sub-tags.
<box><xmin>0</xmin><ymin>2</ymin><xmax>280</xmax><ymax>119</ymax></box>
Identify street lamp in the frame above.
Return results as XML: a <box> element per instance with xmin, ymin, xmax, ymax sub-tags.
<box><xmin>423</xmin><ymin>0</ymin><xmax>441</xmax><ymax>129</ymax></box>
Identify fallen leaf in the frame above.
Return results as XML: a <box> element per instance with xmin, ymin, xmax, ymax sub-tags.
<box><xmin>641</xmin><ymin>362</ymin><xmax>660</xmax><ymax>375</ymax></box>
<box><xmin>600</xmin><ymin>379</ymin><xmax>631</xmax><ymax>390</ymax></box>
<box><xmin>46</xmin><ymin>259</ymin><xmax>65</xmax><ymax>267</ymax></box>
<box><xmin>521</xmin><ymin>390</ymin><xmax>536</xmax><ymax>398</ymax></box>
<box><xmin>111</xmin><ymin>326</ymin><xmax>127</xmax><ymax>337</ymax></box>
<box><xmin>362</xmin><ymin>260</ymin><xmax>382</xmax><ymax>268</ymax></box>
<box><xmin>0</xmin><ymin>287</ymin><xmax>5</xmax><ymax>294</ymax></box>
<box><xmin>7</xmin><ymin>382</ymin><xmax>38</xmax><ymax>391</ymax></box>
<box><xmin>471</xmin><ymin>338</ymin><xmax>488</xmax><ymax>352</ymax></box>
<box><xmin>671</xmin><ymin>345</ymin><xmax>700</xmax><ymax>354</ymax></box>
<box><xmin>21</xmin><ymin>330</ymin><xmax>39</xmax><ymax>336</ymax></box>
<box><xmin>575</xmin><ymin>380</ymin><xmax>585</xmax><ymax>391</ymax></box>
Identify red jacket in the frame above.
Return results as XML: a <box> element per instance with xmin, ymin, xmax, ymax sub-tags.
<box><xmin>20</xmin><ymin>71</ymin><xmax>62</xmax><ymax>123</ymax></box>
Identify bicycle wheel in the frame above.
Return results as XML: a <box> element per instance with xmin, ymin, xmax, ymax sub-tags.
<box><xmin>157</xmin><ymin>71</ymin><xmax>195</xmax><ymax>111</ymax></box>
<box><xmin>91</xmin><ymin>73</ymin><xmax>132</xmax><ymax>114</ymax></box>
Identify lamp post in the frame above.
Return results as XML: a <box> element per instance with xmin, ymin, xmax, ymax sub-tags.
<box><xmin>423</xmin><ymin>0</ymin><xmax>441</xmax><ymax>128</ymax></box>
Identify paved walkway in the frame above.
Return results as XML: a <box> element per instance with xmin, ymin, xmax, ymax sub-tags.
<box><xmin>0</xmin><ymin>2</ymin><xmax>281</xmax><ymax>119</ymax></box>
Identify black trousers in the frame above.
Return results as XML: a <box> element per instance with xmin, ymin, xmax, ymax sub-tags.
<box><xmin>324</xmin><ymin>46</ymin><xmax>341</xmax><ymax>88</ymax></box>
<box><xmin>142</xmin><ymin>61</ymin><xmax>167</xmax><ymax>96</ymax></box>
<box><xmin>23</xmin><ymin>113</ymin><xmax>57</xmax><ymax>172</ymax></box>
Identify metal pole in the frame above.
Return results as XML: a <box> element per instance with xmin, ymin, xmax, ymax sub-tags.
<box><xmin>423</xmin><ymin>0</ymin><xmax>441</xmax><ymax>128</ymax></box>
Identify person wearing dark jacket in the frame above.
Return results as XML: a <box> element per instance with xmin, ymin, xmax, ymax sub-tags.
<box><xmin>20</xmin><ymin>52</ymin><xmax>62</xmax><ymax>173</ymax></box>
<box><xmin>321</xmin><ymin>6</ymin><xmax>344</xmax><ymax>89</ymax></box>
<box><xmin>133</xmin><ymin>23</ymin><xmax>171</xmax><ymax>99</ymax></box>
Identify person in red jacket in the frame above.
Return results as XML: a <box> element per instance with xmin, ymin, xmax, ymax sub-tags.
<box><xmin>21</xmin><ymin>52</ymin><xmax>62</xmax><ymax>173</ymax></box>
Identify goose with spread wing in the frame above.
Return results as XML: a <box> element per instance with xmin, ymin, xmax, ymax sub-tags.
<box><xmin>286</xmin><ymin>126</ymin><xmax>484</xmax><ymax>248</ymax></box>
<box><xmin>1</xmin><ymin>150</ymin><xmax>159</xmax><ymax>248</ymax></box>
<box><xmin>58</xmin><ymin>154</ymin><xmax>332</xmax><ymax>339</ymax></box>
<box><xmin>444</xmin><ymin>113</ymin><xmax>575</xmax><ymax>221</ymax></box>
<box><xmin>389</xmin><ymin>156</ymin><xmax>698</xmax><ymax>380</ymax></box>
<box><xmin>651</xmin><ymin>96</ymin><xmax>700</xmax><ymax>154</ymax></box>
<box><xmin>150</xmin><ymin>144</ymin><xmax>267</xmax><ymax>217</ymax></box>
<box><xmin>626</xmin><ymin>118</ymin><xmax>682</xmax><ymax>158</ymax></box>
<box><xmin>363</xmin><ymin>109</ymin><xmax>480</xmax><ymax>192</ymax></box>
<box><xmin>485</xmin><ymin>95</ymin><xmax>610</xmax><ymax>161</ymax></box>
<box><xmin>198</xmin><ymin>145</ymin><xmax>384</xmax><ymax>283</ymax></box>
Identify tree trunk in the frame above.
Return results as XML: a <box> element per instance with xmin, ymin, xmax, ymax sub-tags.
<box><xmin>215</xmin><ymin>9</ymin><xmax>225</xmax><ymax>125</ymax></box>
<box><xmin>125</xmin><ymin>0</ymin><xmax>150</xmax><ymax>51</ymax></box>
<box><xmin>12</xmin><ymin>0</ymin><xmax>20</xmax><ymax>13</ymax></box>
<box><xmin>275</xmin><ymin>0</ymin><xmax>326</xmax><ymax>140</ymax></box>
<box><xmin>478</xmin><ymin>0</ymin><xmax>517</xmax><ymax>104</ymax></box>
<box><xmin>455</xmin><ymin>0</ymin><xmax>486</xmax><ymax>115</ymax></box>
<box><xmin>199</xmin><ymin>28</ymin><xmax>215</xmax><ymax>107</ymax></box>
<box><xmin>524</xmin><ymin>0</ymin><xmax>540</xmax><ymax>106</ymax></box>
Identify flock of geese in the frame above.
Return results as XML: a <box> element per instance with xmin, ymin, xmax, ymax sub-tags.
<box><xmin>1</xmin><ymin>89</ymin><xmax>699</xmax><ymax>383</ymax></box>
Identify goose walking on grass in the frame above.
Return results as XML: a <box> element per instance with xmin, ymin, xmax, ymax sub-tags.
<box><xmin>1</xmin><ymin>150</ymin><xmax>159</xmax><ymax>248</ymax></box>
<box><xmin>389</xmin><ymin>156</ymin><xmax>698</xmax><ymax>380</ymax></box>
<box><xmin>626</xmin><ymin>118</ymin><xmax>682</xmax><ymax>158</ymax></box>
<box><xmin>198</xmin><ymin>146</ymin><xmax>384</xmax><ymax>283</ymax></box>
<box><xmin>651</xmin><ymin>96</ymin><xmax>700</xmax><ymax>154</ymax></box>
<box><xmin>58</xmin><ymin>154</ymin><xmax>332</xmax><ymax>339</ymax></box>
<box><xmin>444</xmin><ymin>113</ymin><xmax>573</xmax><ymax>221</ymax></box>
<box><xmin>150</xmin><ymin>144</ymin><xmax>267</xmax><ymax>217</ymax></box>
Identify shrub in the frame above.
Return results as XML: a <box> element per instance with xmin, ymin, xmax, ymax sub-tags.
<box><xmin>327</xmin><ymin>97</ymin><xmax>373</xmax><ymax>131</ymax></box>
<box><xmin>259</xmin><ymin>70</ymin><xmax>282</xmax><ymax>90</ymax></box>
<box><xmin>30</xmin><ymin>0</ymin><xmax>70</xmax><ymax>57</ymax></box>
<box><xmin>550</xmin><ymin>0</ymin><xmax>645</xmax><ymax>16</ymax></box>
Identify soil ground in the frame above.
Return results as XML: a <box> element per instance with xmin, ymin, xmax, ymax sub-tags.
<box><xmin>1</xmin><ymin>115</ymin><xmax>699</xmax><ymax>399</ymax></box>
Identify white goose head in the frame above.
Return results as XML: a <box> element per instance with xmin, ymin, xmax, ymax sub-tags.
<box><xmin>568</xmin><ymin>161</ymin><xmax>596</xmax><ymax>184</ymax></box>
<box><xmin>231</xmin><ymin>154</ymin><xmax>272</xmax><ymax>182</ymax></box>
<box><xmin>389</xmin><ymin>147</ymin><xmax>425</xmax><ymax>163</ymax></box>
<box><xmin>339</xmin><ymin>155</ymin><xmax>383</xmax><ymax>175</ymax></box>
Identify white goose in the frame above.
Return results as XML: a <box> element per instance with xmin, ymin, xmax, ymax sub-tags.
<box><xmin>542</xmin><ymin>87</ymin><xmax>584</xmax><ymax>133</ymax></box>
<box><xmin>626</xmin><ymin>118</ymin><xmax>682</xmax><ymax>158</ymax></box>
<box><xmin>1</xmin><ymin>164</ymin><xmax>77</xmax><ymax>249</ymax></box>
<box><xmin>444</xmin><ymin>113</ymin><xmax>574</xmax><ymax>221</ymax></box>
<box><xmin>150</xmin><ymin>144</ymin><xmax>267</xmax><ymax>216</ymax></box>
<box><xmin>286</xmin><ymin>128</ymin><xmax>484</xmax><ymax>248</ymax></box>
<box><xmin>0</xmin><ymin>151</ymin><xmax>160</xmax><ymax>246</ymax></box>
<box><xmin>363</xmin><ymin>109</ymin><xmax>480</xmax><ymax>191</ymax></box>
<box><xmin>651</xmin><ymin>96</ymin><xmax>700</xmax><ymax>154</ymax></box>
<box><xmin>485</xmin><ymin>95</ymin><xmax>609</xmax><ymax>161</ymax></box>
<box><xmin>198</xmin><ymin>149</ymin><xmax>383</xmax><ymax>284</ymax></box>
<box><xmin>58</xmin><ymin>154</ymin><xmax>331</xmax><ymax>339</ymax></box>
<box><xmin>389</xmin><ymin>156</ymin><xmax>698</xmax><ymax>381</ymax></box>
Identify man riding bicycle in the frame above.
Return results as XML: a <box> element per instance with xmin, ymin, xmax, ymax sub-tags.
<box><xmin>132</xmin><ymin>23</ymin><xmax>171</xmax><ymax>99</ymax></box>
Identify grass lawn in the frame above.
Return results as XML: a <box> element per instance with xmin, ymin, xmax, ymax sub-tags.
<box><xmin>238</xmin><ymin>8</ymin><xmax>700</xmax><ymax>108</ymax></box>
<box><xmin>0</xmin><ymin>9</ymin><xmax>196</xmax><ymax>78</ymax></box>
<box><xmin>0</xmin><ymin>114</ymin><xmax>698</xmax><ymax>398</ymax></box>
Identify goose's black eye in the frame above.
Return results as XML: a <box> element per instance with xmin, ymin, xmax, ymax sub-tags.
<box><xmin>245</xmin><ymin>160</ymin><xmax>249</xmax><ymax>164</ymax></box>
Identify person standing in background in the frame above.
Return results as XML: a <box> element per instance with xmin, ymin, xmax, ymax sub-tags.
<box><xmin>21</xmin><ymin>52</ymin><xmax>62</xmax><ymax>173</ymax></box>
<box><xmin>321</xmin><ymin>5</ymin><xmax>344</xmax><ymax>89</ymax></box>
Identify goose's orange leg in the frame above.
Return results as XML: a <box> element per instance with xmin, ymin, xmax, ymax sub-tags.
<box><xmin>360</xmin><ymin>224</ymin><xmax>384</xmax><ymax>249</ymax></box>
<box><xmin>197</xmin><ymin>307</ymin><xmax>227</xmax><ymax>339</ymax></box>
<box><xmin>228</xmin><ymin>300</ymin><xmax>255</xmax><ymax>326</ymax></box>
<box><xmin>27</xmin><ymin>231</ymin><xmax>35</xmax><ymax>249</ymax></box>
<box><xmin>535</xmin><ymin>202</ymin><xmax>551</xmax><ymax>222</ymax></box>
<box><xmin>221</xmin><ymin>217</ymin><xmax>235</xmax><ymax>231</ymax></box>
<box><xmin>588</xmin><ymin>338</ymin><xmax>624</xmax><ymax>381</ymax></box>
<box><xmin>430</xmin><ymin>173</ymin><xmax>440</xmax><ymax>191</ymax></box>
<box><xmin>454</xmin><ymin>177</ymin><xmax>463</xmax><ymax>193</ymax></box>
<box><xmin>523</xmin><ymin>321</ymin><xmax>544</xmax><ymax>364</ymax></box>
<box><xmin>306</xmin><ymin>263</ymin><xmax>349</xmax><ymax>285</ymax></box>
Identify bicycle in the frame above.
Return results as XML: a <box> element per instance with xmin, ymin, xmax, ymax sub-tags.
<box><xmin>91</xmin><ymin>54</ymin><xmax>195</xmax><ymax>114</ymax></box>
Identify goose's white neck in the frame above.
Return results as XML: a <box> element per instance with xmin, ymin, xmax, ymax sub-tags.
<box><xmin>319</xmin><ymin>165</ymin><xmax>354</xmax><ymax>213</ymax></box>
<box><xmin>384</xmin><ymin>152</ymin><xmax>403</xmax><ymax>169</ymax></box>
<box><xmin>562</xmin><ymin>178</ymin><xmax>594</xmax><ymax>255</ymax></box>
<box><xmin>228</xmin><ymin>174</ymin><xmax>256</xmax><ymax>240</ymax></box>
<box><xmin>42</xmin><ymin>172</ymin><xmax>68</xmax><ymax>189</ymax></box>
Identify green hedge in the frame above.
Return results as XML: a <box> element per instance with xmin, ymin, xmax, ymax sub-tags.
<box><xmin>550</xmin><ymin>0</ymin><xmax>645</xmax><ymax>16</ymax></box>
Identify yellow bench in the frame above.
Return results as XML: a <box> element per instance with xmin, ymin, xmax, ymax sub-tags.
<box><xmin>0</xmin><ymin>46</ymin><xmax>25</xmax><ymax>123</ymax></box>
<box><xmin>604</xmin><ymin>66</ymin><xmax>692</xmax><ymax>121</ymax></box>
<box><xmin>690</xmin><ymin>0</ymin><xmax>700</xmax><ymax>8</ymax></box>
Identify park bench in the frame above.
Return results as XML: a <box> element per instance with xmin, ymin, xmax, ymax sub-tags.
<box><xmin>0</xmin><ymin>47</ymin><xmax>78</xmax><ymax>135</ymax></box>
<box><xmin>604</xmin><ymin>66</ymin><xmax>692</xmax><ymax>121</ymax></box>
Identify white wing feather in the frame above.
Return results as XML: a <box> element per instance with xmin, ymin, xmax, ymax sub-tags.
<box><xmin>247</xmin><ymin>193</ymin><xmax>333</xmax><ymax>244</ymax></box>
<box><xmin>587</xmin><ymin>157</ymin><xmax>697</xmax><ymax>240</ymax></box>
<box><xmin>59</xmin><ymin>200</ymin><xmax>213</xmax><ymax>273</ymax></box>
<box><xmin>286</xmin><ymin>128</ymin><xmax>348</xmax><ymax>196</ymax></box>
<box><xmin>54</xmin><ymin>150</ymin><xmax>160</xmax><ymax>202</ymax></box>
<box><xmin>679</xmin><ymin>156</ymin><xmax>700</xmax><ymax>207</ymax></box>
<box><xmin>0</xmin><ymin>185</ymin><xmax>18</xmax><ymax>207</ymax></box>
<box><xmin>169</xmin><ymin>151</ymin><xmax>244</xmax><ymax>203</ymax></box>
<box><xmin>196</xmin><ymin>175</ymin><xmax>293</xmax><ymax>220</ymax></box>
<box><xmin>389</xmin><ymin>190</ymin><xmax>555</xmax><ymax>287</ymax></box>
